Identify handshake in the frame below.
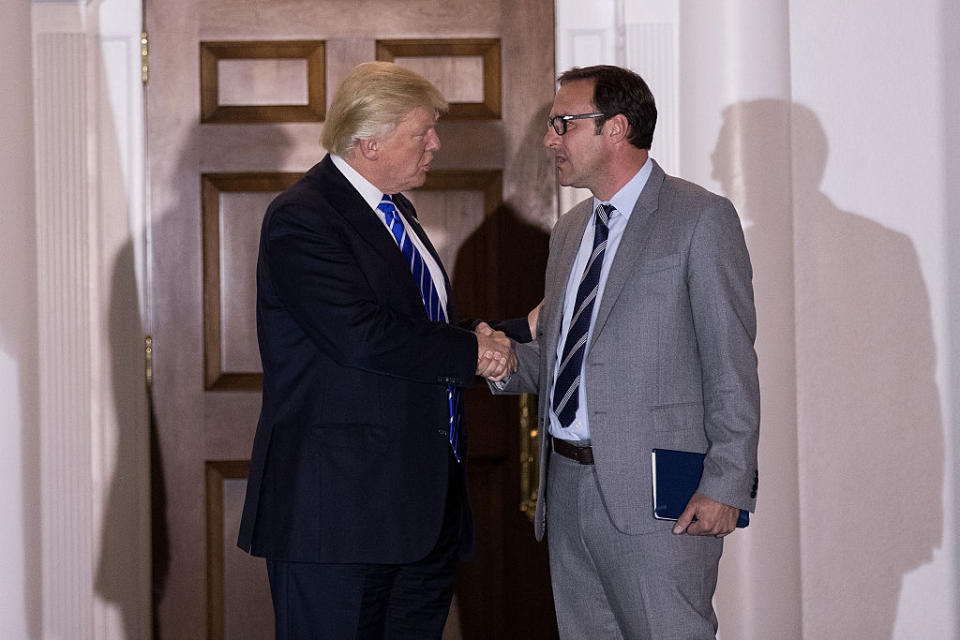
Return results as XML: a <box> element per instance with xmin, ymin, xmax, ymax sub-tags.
<box><xmin>474</xmin><ymin>322</ymin><xmax>517</xmax><ymax>382</ymax></box>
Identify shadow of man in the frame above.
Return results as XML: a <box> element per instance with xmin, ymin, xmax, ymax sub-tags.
<box><xmin>712</xmin><ymin>99</ymin><xmax>943</xmax><ymax>639</ymax></box>
<box><xmin>143</xmin><ymin>121</ymin><xmax>300</xmax><ymax>638</ymax></box>
<box><xmin>96</xmin><ymin>239</ymin><xmax>155</xmax><ymax>639</ymax></box>
<box><xmin>410</xmin><ymin>103</ymin><xmax>555</xmax><ymax>640</ymax></box>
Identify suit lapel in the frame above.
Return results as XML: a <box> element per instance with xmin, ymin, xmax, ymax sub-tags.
<box><xmin>309</xmin><ymin>157</ymin><xmax>409</xmax><ymax>267</ymax></box>
<box><xmin>306</xmin><ymin>157</ymin><xmax>429</xmax><ymax>316</ymax></box>
<box><xmin>393</xmin><ymin>193</ymin><xmax>460</xmax><ymax>321</ymax></box>
<box><xmin>590</xmin><ymin>161</ymin><xmax>665</xmax><ymax>340</ymax></box>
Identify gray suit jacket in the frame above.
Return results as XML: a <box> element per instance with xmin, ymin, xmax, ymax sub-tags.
<box><xmin>503</xmin><ymin>160</ymin><xmax>759</xmax><ymax>540</ymax></box>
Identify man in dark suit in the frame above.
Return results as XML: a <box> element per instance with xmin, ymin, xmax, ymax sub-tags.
<box><xmin>237</xmin><ymin>61</ymin><xmax>515</xmax><ymax>639</ymax></box>
<box><xmin>486</xmin><ymin>65</ymin><xmax>760</xmax><ymax>639</ymax></box>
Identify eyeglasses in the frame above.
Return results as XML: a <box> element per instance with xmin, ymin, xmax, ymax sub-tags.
<box><xmin>547</xmin><ymin>112</ymin><xmax>605</xmax><ymax>136</ymax></box>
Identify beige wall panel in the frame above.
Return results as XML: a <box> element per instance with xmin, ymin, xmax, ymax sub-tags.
<box><xmin>406</xmin><ymin>190</ymin><xmax>485</xmax><ymax>283</ymax></box>
<box><xmin>325</xmin><ymin>39</ymin><xmax>377</xmax><ymax>107</ymax></box>
<box><xmin>500</xmin><ymin>0</ymin><xmax>557</xmax><ymax>231</ymax></box>
<box><xmin>199</xmin><ymin>0</ymin><xmax>499</xmax><ymax>38</ymax></box>
<box><xmin>194</xmin><ymin>125</ymin><xmax>505</xmax><ymax>175</ymax></box>
<box><xmin>431</xmin><ymin>121</ymin><xmax>504</xmax><ymax>170</ymax></box>
<box><xmin>218</xmin><ymin>191</ymin><xmax>274</xmax><ymax>373</ymax></box>
<box><xmin>395</xmin><ymin>56</ymin><xmax>485</xmax><ymax>103</ymax></box>
<box><xmin>199</xmin><ymin>125</ymin><xmax>311</xmax><ymax>172</ymax></box>
<box><xmin>218</xmin><ymin>58</ymin><xmax>309</xmax><ymax>106</ymax></box>
<box><xmin>222</xmin><ymin>477</ymin><xmax>272</xmax><ymax>639</ymax></box>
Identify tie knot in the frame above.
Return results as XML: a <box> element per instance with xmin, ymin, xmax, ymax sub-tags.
<box><xmin>378</xmin><ymin>195</ymin><xmax>398</xmax><ymax>220</ymax></box>
<box><xmin>595</xmin><ymin>203</ymin><xmax>615</xmax><ymax>227</ymax></box>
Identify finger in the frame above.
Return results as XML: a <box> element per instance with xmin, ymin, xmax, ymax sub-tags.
<box><xmin>486</xmin><ymin>361</ymin><xmax>509</xmax><ymax>381</ymax></box>
<box><xmin>689</xmin><ymin>521</ymin><xmax>717</xmax><ymax>536</ymax></box>
<box><xmin>475</xmin><ymin>322</ymin><xmax>494</xmax><ymax>336</ymax></box>
<box><xmin>476</xmin><ymin>353</ymin><xmax>496</xmax><ymax>375</ymax></box>
<box><xmin>478</xmin><ymin>361</ymin><xmax>502</xmax><ymax>378</ymax></box>
<box><xmin>488</xmin><ymin>369</ymin><xmax>508</xmax><ymax>382</ymax></box>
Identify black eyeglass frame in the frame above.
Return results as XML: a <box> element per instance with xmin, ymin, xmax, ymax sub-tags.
<box><xmin>547</xmin><ymin>112</ymin><xmax>606</xmax><ymax>136</ymax></box>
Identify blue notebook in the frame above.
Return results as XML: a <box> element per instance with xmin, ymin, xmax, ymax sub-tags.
<box><xmin>651</xmin><ymin>448</ymin><xmax>750</xmax><ymax>528</ymax></box>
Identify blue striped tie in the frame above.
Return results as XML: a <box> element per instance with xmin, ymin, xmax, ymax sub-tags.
<box><xmin>553</xmin><ymin>203</ymin><xmax>614</xmax><ymax>428</ymax></box>
<box><xmin>379</xmin><ymin>195</ymin><xmax>462</xmax><ymax>461</ymax></box>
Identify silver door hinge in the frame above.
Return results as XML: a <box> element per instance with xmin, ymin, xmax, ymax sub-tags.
<box><xmin>141</xmin><ymin>31</ymin><xmax>149</xmax><ymax>85</ymax></box>
<box><xmin>145</xmin><ymin>335</ymin><xmax>153</xmax><ymax>390</ymax></box>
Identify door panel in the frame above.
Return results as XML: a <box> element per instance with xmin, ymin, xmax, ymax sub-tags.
<box><xmin>148</xmin><ymin>0</ymin><xmax>557</xmax><ymax>637</ymax></box>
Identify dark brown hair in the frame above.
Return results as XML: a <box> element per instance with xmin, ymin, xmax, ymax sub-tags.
<box><xmin>559</xmin><ymin>65</ymin><xmax>657</xmax><ymax>149</ymax></box>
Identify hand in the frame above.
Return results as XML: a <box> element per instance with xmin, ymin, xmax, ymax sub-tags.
<box><xmin>474</xmin><ymin>322</ymin><xmax>517</xmax><ymax>381</ymax></box>
<box><xmin>527</xmin><ymin>300</ymin><xmax>543</xmax><ymax>339</ymax></box>
<box><xmin>673</xmin><ymin>492</ymin><xmax>739</xmax><ymax>538</ymax></box>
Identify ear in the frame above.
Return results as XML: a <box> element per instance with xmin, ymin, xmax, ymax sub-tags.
<box><xmin>606</xmin><ymin>114</ymin><xmax>630</xmax><ymax>144</ymax></box>
<box><xmin>357</xmin><ymin>137</ymin><xmax>379</xmax><ymax>161</ymax></box>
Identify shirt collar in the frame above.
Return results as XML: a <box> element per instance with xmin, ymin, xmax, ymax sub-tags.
<box><xmin>594</xmin><ymin>156</ymin><xmax>653</xmax><ymax>221</ymax></box>
<box><xmin>331</xmin><ymin>153</ymin><xmax>389</xmax><ymax>212</ymax></box>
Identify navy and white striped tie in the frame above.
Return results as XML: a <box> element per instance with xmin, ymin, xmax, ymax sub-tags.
<box><xmin>552</xmin><ymin>203</ymin><xmax>614</xmax><ymax>428</ymax></box>
<box><xmin>379</xmin><ymin>194</ymin><xmax>462</xmax><ymax>460</ymax></box>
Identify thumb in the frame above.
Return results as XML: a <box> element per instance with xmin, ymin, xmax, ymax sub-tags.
<box><xmin>673</xmin><ymin>504</ymin><xmax>696</xmax><ymax>535</ymax></box>
<box><xmin>475</xmin><ymin>321</ymin><xmax>494</xmax><ymax>336</ymax></box>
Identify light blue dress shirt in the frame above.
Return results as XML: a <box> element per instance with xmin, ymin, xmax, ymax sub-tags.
<box><xmin>549</xmin><ymin>158</ymin><xmax>653</xmax><ymax>442</ymax></box>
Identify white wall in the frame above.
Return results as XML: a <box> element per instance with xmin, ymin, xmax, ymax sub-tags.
<box><xmin>789</xmin><ymin>3</ymin><xmax>955</xmax><ymax>638</ymax></box>
<box><xmin>556</xmin><ymin>0</ymin><xmax>959</xmax><ymax>637</ymax></box>
<box><xmin>0</xmin><ymin>0</ymin><xmax>151</xmax><ymax>637</ymax></box>
<box><xmin>0</xmin><ymin>0</ymin><xmax>40</xmax><ymax>637</ymax></box>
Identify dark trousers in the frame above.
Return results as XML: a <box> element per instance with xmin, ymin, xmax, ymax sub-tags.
<box><xmin>267</xmin><ymin>457</ymin><xmax>463</xmax><ymax>640</ymax></box>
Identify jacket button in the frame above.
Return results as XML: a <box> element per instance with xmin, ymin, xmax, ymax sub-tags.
<box><xmin>437</xmin><ymin>429</ymin><xmax>448</xmax><ymax>436</ymax></box>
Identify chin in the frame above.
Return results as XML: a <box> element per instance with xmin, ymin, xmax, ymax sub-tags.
<box><xmin>402</xmin><ymin>176</ymin><xmax>427</xmax><ymax>191</ymax></box>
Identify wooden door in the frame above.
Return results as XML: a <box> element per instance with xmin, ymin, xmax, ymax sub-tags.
<box><xmin>146</xmin><ymin>0</ymin><xmax>558</xmax><ymax>638</ymax></box>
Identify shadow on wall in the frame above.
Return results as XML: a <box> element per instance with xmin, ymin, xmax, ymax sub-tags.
<box><xmin>149</xmin><ymin>120</ymin><xmax>301</xmax><ymax>638</ymax></box>
<box><xmin>89</xmin><ymin>16</ymin><xmax>154</xmax><ymax>636</ymax></box>
<box><xmin>710</xmin><ymin>98</ymin><xmax>801</xmax><ymax>640</ymax></box>
<box><xmin>442</xmin><ymin>102</ymin><xmax>555</xmax><ymax>640</ymax></box>
<box><xmin>715</xmin><ymin>99</ymin><xmax>942</xmax><ymax>639</ymax></box>
<box><xmin>96</xmin><ymin>239</ymin><xmax>155</xmax><ymax>639</ymax></box>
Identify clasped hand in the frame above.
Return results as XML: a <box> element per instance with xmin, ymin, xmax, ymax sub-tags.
<box><xmin>474</xmin><ymin>322</ymin><xmax>517</xmax><ymax>381</ymax></box>
<box><xmin>673</xmin><ymin>492</ymin><xmax>739</xmax><ymax>538</ymax></box>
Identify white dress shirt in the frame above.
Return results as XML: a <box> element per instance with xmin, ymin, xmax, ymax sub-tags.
<box><xmin>549</xmin><ymin>158</ymin><xmax>653</xmax><ymax>442</ymax></box>
<box><xmin>331</xmin><ymin>154</ymin><xmax>448</xmax><ymax>314</ymax></box>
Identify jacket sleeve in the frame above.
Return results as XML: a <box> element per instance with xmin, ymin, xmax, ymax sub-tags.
<box><xmin>687</xmin><ymin>197</ymin><xmax>761</xmax><ymax>512</ymax></box>
<box><xmin>262</xmin><ymin>201</ymin><xmax>478</xmax><ymax>388</ymax></box>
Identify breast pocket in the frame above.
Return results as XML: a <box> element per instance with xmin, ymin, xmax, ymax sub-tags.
<box><xmin>639</xmin><ymin>252</ymin><xmax>681</xmax><ymax>276</ymax></box>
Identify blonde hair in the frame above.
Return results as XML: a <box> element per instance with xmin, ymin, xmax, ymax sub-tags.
<box><xmin>322</xmin><ymin>62</ymin><xmax>448</xmax><ymax>155</ymax></box>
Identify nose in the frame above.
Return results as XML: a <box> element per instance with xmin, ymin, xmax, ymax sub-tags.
<box><xmin>427</xmin><ymin>128</ymin><xmax>441</xmax><ymax>152</ymax></box>
<box><xmin>544</xmin><ymin>127</ymin><xmax>560</xmax><ymax>148</ymax></box>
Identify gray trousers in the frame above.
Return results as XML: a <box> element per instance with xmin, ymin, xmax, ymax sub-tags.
<box><xmin>546</xmin><ymin>449</ymin><xmax>723</xmax><ymax>640</ymax></box>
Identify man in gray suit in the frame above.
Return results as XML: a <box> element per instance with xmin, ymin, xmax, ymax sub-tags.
<box><xmin>483</xmin><ymin>65</ymin><xmax>759</xmax><ymax>639</ymax></box>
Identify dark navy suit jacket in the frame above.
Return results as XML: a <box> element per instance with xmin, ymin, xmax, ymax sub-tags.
<box><xmin>238</xmin><ymin>155</ymin><xmax>477</xmax><ymax>564</ymax></box>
